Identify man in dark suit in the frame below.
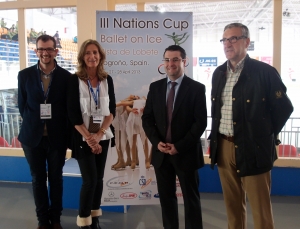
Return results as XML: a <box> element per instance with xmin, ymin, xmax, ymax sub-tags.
<box><xmin>142</xmin><ymin>45</ymin><xmax>207</xmax><ymax>229</ymax></box>
<box><xmin>18</xmin><ymin>35</ymin><xmax>71</xmax><ymax>229</ymax></box>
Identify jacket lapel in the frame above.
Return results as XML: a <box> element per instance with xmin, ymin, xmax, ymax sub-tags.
<box><xmin>34</xmin><ymin>64</ymin><xmax>45</xmax><ymax>99</ymax></box>
<box><xmin>159</xmin><ymin>78</ymin><xmax>168</xmax><ymax>120</ymax></box>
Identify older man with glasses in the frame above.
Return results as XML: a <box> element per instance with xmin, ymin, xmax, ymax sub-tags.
<box><xmin>209</xmin><ymin>23</ymin><xmax>293</xmax><ymax>229</ymax></box>
<box><xmin>18</xmin><ymin>35</ymin><xmax>71</xmax><ymax>229</ymax></box>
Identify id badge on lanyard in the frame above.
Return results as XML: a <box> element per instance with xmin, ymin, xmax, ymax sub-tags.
<box><xmin>40</xmin><ymin>77</ymin><xmax>52</xmax><ymax>119</ymax></box>
<box><xmin>40</xmin><ymin>104</ymin><xmax>52</xmax><ymax>119</ymax></box>
<box><xmin>88</xmin><ymin>79</ymin><xmax>102</xmax><ymax>124</ymax></box>
<box><xmin>91</xmin><ymin>110</ymin><xmax>102</xmax><ymax>124</ymax></box>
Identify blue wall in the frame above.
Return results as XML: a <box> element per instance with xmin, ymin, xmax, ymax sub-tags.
<box><xmin>198</xmin><ymin>165</ymin><xmax>300</xmax><ymax>196</ymax></box>
<box><xmin>0</xmin><ymin>156</ymin><xmax>31</xmax><ymax>182</ymax></box>
<box><xmin>1</xmin><ymin>156</ymin><xmax>300</xmax><ymax>210</ymax></box>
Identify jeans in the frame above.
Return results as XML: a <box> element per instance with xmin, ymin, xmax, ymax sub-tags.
<box><xmin>22</xmin><ymin>136</ymin><xmax>66</xmax><ymax>226</ymax></box>
<box><xmin>77</xmin><ymin>139</ymin><xmax>109</xmax><ymax>217</ymax></box>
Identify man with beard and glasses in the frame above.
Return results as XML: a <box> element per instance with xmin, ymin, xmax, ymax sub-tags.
<box><xmin>18</xmin><ymin>34</ymin><xmax>71</xmax><ymax>229</ymax></box>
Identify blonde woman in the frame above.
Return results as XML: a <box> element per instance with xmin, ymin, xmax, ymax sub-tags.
<box><xmin>67</xmin><ymin>39</ymin><xmax>116</xmax><ymax>229</ymax></box>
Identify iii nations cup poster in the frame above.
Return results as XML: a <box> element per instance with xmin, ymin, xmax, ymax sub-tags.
<box><xmin>97</xmin><ymin>11</ymin><xmax>193</xmax><ymax>206</ymax></box>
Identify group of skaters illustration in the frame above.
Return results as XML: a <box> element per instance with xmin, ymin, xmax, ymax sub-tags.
<box><xmin>111</xmin><ymin>94</ymin><xmax>152</xmax><ymax>170</ymax></box>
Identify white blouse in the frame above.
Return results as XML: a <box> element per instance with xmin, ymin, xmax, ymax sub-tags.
<box><xmin>78</xmin><ymin>78</ymin><xmax>113</xmax><ymax>141</ymax></box>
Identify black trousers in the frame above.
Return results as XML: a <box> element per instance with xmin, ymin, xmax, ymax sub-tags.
<box><xmin>23</xmin><ymin>136</ymin><xmax>66</xmax><ymax>226</ymax></box>
<box><xmin>77</xmin><ymin>139</ymin><xmax>109</xmax><ymax>217</ymax></box>
<box><xmin>154</xmin><ymin>154</ymin><xmax>203</xmax><ymax>229</ymax></box>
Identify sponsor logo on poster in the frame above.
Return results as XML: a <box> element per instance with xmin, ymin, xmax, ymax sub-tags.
<box><xmin>139</xmin><ymin>176</ymin><xmax>152</xmax><ymax>189</ymax></box>
<box><xmin>139</xmin><ymin>190</ymin><xmax>152</xmax><ymax>200</ymax></box>
<box><xmin>176</xmin><ymin>177</ymin><xmax>181</xmax><ymax>187</ymax></box>
<box><xmin>154</xmin><ymin>193</ymin><xmax>160</xmax><ymax>198</ymax></box>
<box><xmin>176</xmin><ymin>193</ymin><xmax>183</xmax><ymax>197</ymax></box>
<box><xmin>139</xmin><ymin>176</ymin><xmax>147</xmax><ymax>185</ymax></box>
<box><xmin>104</xmin><ymin>191</ymin><xmax>119</xmax><ymax>202</ymax></box>
<box><xmin>108</xmin><ymin>191</ymin><xmax>115</xmax><ymax>197</ymax></box>
<box><xmin>106</xmin><ymin>176</ymin><xmax>133</xmax><ymax>189</ymax></box>
<box><xmin>120</xmin><ymin>192</ymin><xmax>138</xmax><ymax>199</ymax></box>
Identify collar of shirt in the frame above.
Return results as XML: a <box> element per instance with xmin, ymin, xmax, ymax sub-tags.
<box><xmin>166</xmin><ymin>74</ymin><xmax>184</xmax><ymax>104</ymax></box>
<box><xmin>167</xmin><ymin>74</ymin><xmax>184</xmax><ymax>86</ymax></box>
<box><xmin>227</xmin><ymin>56</ymin><xmax>246</xmax><ymax>73</ymax></box>
<box><xmin>38</xmin><ymin>64</ymin><xmax>56</xmax><ymax>79</ymax></box>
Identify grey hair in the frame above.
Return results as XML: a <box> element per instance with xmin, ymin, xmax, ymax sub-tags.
<box><xmin>224</xmin><ymin>23</ymin><xmax>250</xmax><ymax>38</ymax></box>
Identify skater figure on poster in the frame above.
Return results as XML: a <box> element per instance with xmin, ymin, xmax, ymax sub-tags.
<box><xmin>111</xmin><ymin>95</ymin><xmax>139</xmax><ymax>170</ymax></box>
<box><xmin>126</xmin><ymin>96</ymin><xmax>151</xmax><ymax>170</ymax></box>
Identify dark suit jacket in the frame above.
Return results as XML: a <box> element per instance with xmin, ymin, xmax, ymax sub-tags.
<box><xmin>142</xmin><ymin>75</ymin><xmax>207</xmax><ymax>171</ymax></box>
<box><xmin>18</xmin><ymin>60</ymin><xmax>71</xmax><ymax>149</ymax></box>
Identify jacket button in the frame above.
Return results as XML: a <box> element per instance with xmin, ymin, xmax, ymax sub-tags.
<box><xmin>235</xmin><ymin>145</ymin><xmax>238</xmax><ymax>148</ymax></box>
<box><xmin>247</xmin><ymin>100</ymin><xmax>250</xmax><ymax>103</ymax></box>
<box><xmin>212</xmin><ymin>98</ymin><xmax>215</xmax><ymax>101</ymax></box>
<box><xmin>233</xmin><ymin>122</ymin><xmax>236</xmax><ymax>125</ymax></box>
<box><xmin>232</xmin><ymin>98</ymin><xmax>235</xmax><ymax>101</ymax></box>
<box><xmin>262</xmin><ymin>98</ymin><xmax>265</xmax><ymax>101</ymax></box>
<box><xmin>237</xmin><ymin>170</ymin><xmax>240</xmax><ymax>173</ymax></box>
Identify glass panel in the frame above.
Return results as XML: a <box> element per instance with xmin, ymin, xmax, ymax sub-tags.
<box><xmin>0</xmin><ymin>10</ymin><xmax>19</xmax><ymax>92</ymax></box>
<box><xmin>0</xmin><ymin>10</ymin><xmax>18</xmax><ymax>147</ymax></box>
<box><xmin>0</xmin><ymin>7</ymin><xmax>78</xmax><ymax>146</ymax></box>
<box><xmin>281</xmin><ymin>2</ymin><xmax>300</xmax><ymax>154</ymax></box>
<box><xmin>26</xmin><ymin>8</ymin><xmax>78</xmax><ymax>71</ymax></box>
<box><xmin>116</xmin><ymin>4</ymin><xmax>137</xmax><ymax>11</ymax></box>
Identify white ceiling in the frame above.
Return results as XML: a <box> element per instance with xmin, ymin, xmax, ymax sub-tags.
<box><xmin>116</xmin><ymin>0</ymin><xmax>300</xmax><ymax>33</ymax></box>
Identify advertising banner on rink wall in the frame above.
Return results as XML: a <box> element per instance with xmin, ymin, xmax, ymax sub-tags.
<box><xmin>96</xmin><ymin>11</ymin><xmax>193</xmax><ymax>205</ymax></box>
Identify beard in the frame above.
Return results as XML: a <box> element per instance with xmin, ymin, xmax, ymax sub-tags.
<box><xmin>39</xmin><ymin>55</ymin><xmax>52</xmax><ymax>65</ymax></box>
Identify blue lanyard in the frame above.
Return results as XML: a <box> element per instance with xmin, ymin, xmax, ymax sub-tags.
<box><xmin>87</xmin><ymin>80</ymin><xmax>100</xmax><ymax>109</ymax></box>
<box><xmin>40</xmin><ymin>77</ymin><xmax>53</xmax><ymax>104</ymax></box>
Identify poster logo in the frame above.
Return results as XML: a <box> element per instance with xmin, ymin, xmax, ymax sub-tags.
<box><xmin>120</xmin><ymin>192</ymin><xmax>138</xmax><ymax>199</ymax></box>
<box><xmin>139</xmin><ymin>176</ymin><xmax>152</xmax><ymax>189</ymax></box>
<box><xmin>106</xmin><ymin>176</ymin><xmax>133</xmax><ymax>189</ymax></box>
<box><xmin>176</xmin><ymin>193</ymin><xmax>183</xmax><ymax>197</ymax></box>
<box><xmin>139</xmin><ymin>177</ymin><xmax>146</xmax><ymax>185</ymax></box>
<box><xmin>165</xmin><ymin>32</ymin><xmax>190</xmax><ymax>45</ymax></box>
<box><xmin>139</xmin><ymin>190</ymin><xmax>152</xmax><ymax>200</ymax></box>
<box><xmin>176</xmin><ymin>177</ymin><xmax>181</xmax><ymax>187</ymax></box>
<box><xmin>108</xmin><ymin>191</ymin><xmax>115</xmax><ymax>197</ymax></box>
<box><xmin>104</xmin><ymin>191</ymin><xmax>119</xmax><ymax>202</ymax></box>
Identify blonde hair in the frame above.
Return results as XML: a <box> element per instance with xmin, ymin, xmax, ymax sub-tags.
<box><xmin>76</xmin><ymin>39</ymin><xmax>108</xmax><ymax>81</ymax></box>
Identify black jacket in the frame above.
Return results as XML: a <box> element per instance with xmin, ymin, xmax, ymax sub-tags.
<box><xmin>18</xmin><ymin>60</ymin><xmax>71</xmax><ymax>149</ymax></box>
<box><xmin>142</xmin><ymin>76</ymin><xmax>207</xmax><ymax>171</ymax></box>
<box><xmin>209</xmin><ymin>55</ymin><xmax>293</xmax><ymax>176</ymax></box>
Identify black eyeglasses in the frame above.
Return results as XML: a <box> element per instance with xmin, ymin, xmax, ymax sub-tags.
<box><xmin>36</xmin><ymin>48</ymin><xmax>56</xmax><ymax>53</ymax></box>
<box><xmin>162</xmin><ymin>58</ymin><xmax>185</xmax><ymax>63</ymax></box>
<box><xmin>220</xmin><ymin>36</ymin><xmax>247</xmax><ymax>44</ymax></box>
